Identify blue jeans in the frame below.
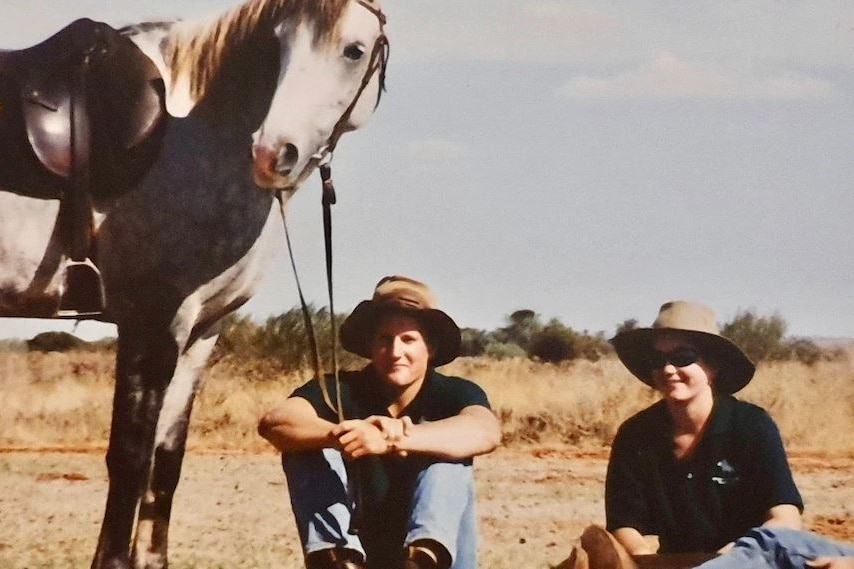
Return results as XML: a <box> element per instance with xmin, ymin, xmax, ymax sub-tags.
<box><xmin>283</xmin><ymin>448</ymin><xmax>477</xmax><ymax>569</ymax></box>
<box><xmin>697</xmin><ymin>528</ymin><xmax>854</xmax><ymax>569</ymax></box>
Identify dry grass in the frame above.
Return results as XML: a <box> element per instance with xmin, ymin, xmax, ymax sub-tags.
<box><xmin>2</xmin><ymin>348</ymin><xmax>852</xmax><ymax>454</ymax></box>
<box><xmin>444</xmin><ymin>350</ymin><xmax>854</xmax><ymax>454</ymax></box>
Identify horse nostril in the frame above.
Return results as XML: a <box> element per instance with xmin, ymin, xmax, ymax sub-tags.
<box><xmin>275</xmin><ymin>143</ymin><xmax>299</xmax><ymax>175</ymax></box>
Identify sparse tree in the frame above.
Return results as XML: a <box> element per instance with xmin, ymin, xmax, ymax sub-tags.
<box><xmin>615</xmin><ymin>318</ymin><xmax>638</xmax><ymax>335</ymax></box>
<box><xmin>495</xmin><ymin>309</ymin><xmax>542</xmax><ymax>352</ymax></box>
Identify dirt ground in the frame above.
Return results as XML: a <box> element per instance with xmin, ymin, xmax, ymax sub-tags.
<box><xmin>0</xmin><ymin>447</ymin><xmax>851</xmax><ymax>569</ymax></box>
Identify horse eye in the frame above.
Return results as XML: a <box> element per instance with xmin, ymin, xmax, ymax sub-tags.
<box><xmin>343</xmin><ymin>43</ymin><xmax>365</xmax><ymax>61</ymax></box>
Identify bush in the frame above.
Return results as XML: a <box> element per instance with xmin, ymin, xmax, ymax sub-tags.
<box><xmin>719</xmin><ymin>310</ymin><xmax>833</xmax><ymax>365</ymax></box>
<box><xmin>27</xmin><ymin>332</ymin><xmax>87</xmax><ymax>353</ymax></box>
<box><xmin>721</xmin><ymin>310</ymin><xmax>787</xmax><ymax>363</ymax></box>
<box><xmin>778</xmin><ymin>337</ymin><xmax>823</xmax><ymax>366</ymax></box>
<box><xmin>216</xmin><ymin>306</ymin><xmax>364</xmax><ymax>375</ymax></box>
<box><xmin>484</xmin><ymin>341</ymin><xmax>527</xmax><ymax>360</ymax></box>
<box><xmin>529</xmin><ymin>320</ymin><xmax>577</xmax><ymax>363</ymax></box>
<box><xmin>460</xmin><ymin>327</ymin><xmax>490</xmax><ymax>357</ymax></box>
<box><xmin>216</xmin><ymin>313</ymin><xmax>261</xmax><ymax>358</ymax></box>
<box><xmin>527</xmin><ymin>321</ymin><xmax>613</xmax><ymax>364</ymax></box>
<box><xmin>615</xmin><ymin>319</ymin><xmax>638</xmax><ymax>335</ymax></box>
<box><xmin>494</xmin><ymin>309</ymin><xmax>542</xmax><ymax>352</ymax></box>
<box><xmin>574</xmin><ymin>330</ymin><xmax>613</xmax><ymax>362</ymax></box>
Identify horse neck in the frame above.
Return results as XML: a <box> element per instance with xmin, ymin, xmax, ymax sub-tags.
<box><xmin>129</xmin><ymin>0</ymin><xmax>284</xmax><ymax>117</ymax></box>
<box><xmin>190</xmin><ymin>37</ymin><xmax>281</xmax><ymax>137</ymax></box>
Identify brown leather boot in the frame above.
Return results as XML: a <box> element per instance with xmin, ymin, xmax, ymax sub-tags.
<box><xmin>305</xmin><ymin>547</ymin><xmax>366</xmax><ymax>569</ymax></box>
<box><xmin>580</xmin><ymin>525</ymin><xmax>638</xmax><ymax>569</ymax></box>
<box><xmin>403</xmin><ymin>540</ymin><xmax>451</xmax><ymax>569</ymax></box>
<box><xmin>555</xmin><ymin>545</ymin><xmax>589</xmax><ymax>569</ymax></box>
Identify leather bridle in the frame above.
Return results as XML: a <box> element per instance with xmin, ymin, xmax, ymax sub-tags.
<box><xmin>324</xmin><ymin>0</ymin><xmax>389</xmax><ymax>158</ymax></box>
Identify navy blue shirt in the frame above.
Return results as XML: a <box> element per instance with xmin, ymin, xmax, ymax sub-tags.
<box><xmin>605</xmin><ymin>394</ymin><xmax>803</xmax><ymax>553</ymax></box>
<box><xmin>291</xmin><ymin>367</ymin><xmax>491</xmax><ymax>568</ymax></box>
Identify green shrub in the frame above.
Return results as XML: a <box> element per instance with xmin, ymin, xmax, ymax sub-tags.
<box><xmin>615</xmin><ymin>319</ymin><xmax>639</xmax><ymax>335</ymax></box>
<box><xmin>529</xmin><ymin>320</ymin><xmax>577</xmax><ymax>363</ymax></box>
<box><xmin>720</xmin><ymin>310</ymin><xmax>835</xmax><ymax>365</ymax></box>
<box><xmin>778</xmin><ymin>337</ymin><xmax>823</xmax><ymax>366</ymax></box>
<box><xmin>527</xmin><ymin>321</ymin><xmax>612</xmax><ymax>364</ymax></box>
<box><xmin>216</xmin><ymin>306</ymin><xmax>364</xmax><ymax>375</ymax></box>
<box><xmin>574</xmin><ymin>330</ymin><xmax>613</xmax><ymax>362</ymax></box>
<box><xmin>460</xmin><ymin>327</ymin><xmax>490</xmax><ymax>357</ymax></box>
<box><xmin>493</xmin><ymin>309</ymin><xmax>542</xmax><ymax>352</ymax></box>
<box><xmin>721</xmin><ymin>310</ymin><xmax>787</xmax><ymax>363</ymax></box>
<box><xmin>26</xmin><ymin>331</ymin><xmax>87</xmax><ymax>353</ymax></box>
<box><xmin>484</xmin><ymin>341</ymin><xmax>527</xmax><ymax>360</ymax></box>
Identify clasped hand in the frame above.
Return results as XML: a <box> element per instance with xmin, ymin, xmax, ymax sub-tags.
<box><xmin>331</xmin><ymin>415</ymin><xmax>414</xmax><ymax>460</ymax></box>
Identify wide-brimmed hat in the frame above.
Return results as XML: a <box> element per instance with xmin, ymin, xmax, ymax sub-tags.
<box><xmin>340</xmin><ymin>275</ymin><xmax>461</xmax><ymax>366</ymax></box>
<box><xmin>610</xmin><ymin>300</ymin><xmax>755</xmax><ymax>394</ymax></box>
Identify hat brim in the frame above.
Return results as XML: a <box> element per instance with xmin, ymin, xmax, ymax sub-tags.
<box><xmin>340</xmin><ymin>301</ymin><xmax>462</xmax><ymax>367</ymax></box>
<box><xmin>610</xmin><ymin>328</ymin><xmax>755</xmax><ymax>394</ymax></box>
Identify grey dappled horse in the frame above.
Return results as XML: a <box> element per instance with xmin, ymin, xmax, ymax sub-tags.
<box><xmin>0</xmin><ymin>0</ymin><xmax>388</xmax><ymax>567</ymax></box>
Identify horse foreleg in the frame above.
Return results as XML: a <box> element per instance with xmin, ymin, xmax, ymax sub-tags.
<box><xmin>132</xmin><ymin>330</ymin><xmax>219</xmax><ymax>569</ymax></box>
<box><xmin>92</xmin><ymin>324</ymin><xmax>179</xmax><ymax>569</ymax></box>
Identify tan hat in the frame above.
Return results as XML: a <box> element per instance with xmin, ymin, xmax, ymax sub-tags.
<box><xmin>610</xmin><ymin>300</ymin><xmax>755</xmax><ymax>394</ymax></box>
<box><xmin>340</xmin><ymin>275</ymin><xmax>461</xmax><ymax>366</ymax></box>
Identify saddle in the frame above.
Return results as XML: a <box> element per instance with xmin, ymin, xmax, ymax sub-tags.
<box><xmin>0</xmin><ymin>18</ymin><xmax>168</xmax><ymax>317</ymax></box>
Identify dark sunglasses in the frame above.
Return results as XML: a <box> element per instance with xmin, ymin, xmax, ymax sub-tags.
<box><xmin>647</xmin><ymin>348</ymin><xmax>700</xmax><ymax>370</ymax></box>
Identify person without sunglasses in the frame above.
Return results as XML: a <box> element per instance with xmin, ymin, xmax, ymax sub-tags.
<box><xmin>258</xmin><ymin>276</ymin><xmax>501</xmax><ymax>569</ymax></box>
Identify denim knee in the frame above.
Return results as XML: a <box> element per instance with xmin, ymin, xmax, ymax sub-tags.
<box><xmin>406</xmin><ymin>461</ymin><xmax>477</xmax><ymax>569</ymax></box>
<box><xmin>282</xmin><ymin>449</ymin><xmax>364</xmax><ymax>557</ymax></box>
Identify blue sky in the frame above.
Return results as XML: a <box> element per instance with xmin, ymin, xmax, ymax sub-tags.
<box><xmin>1</xmin><ymin>1</ymin><xmax>853</xmax><ymax>341</ymax></box>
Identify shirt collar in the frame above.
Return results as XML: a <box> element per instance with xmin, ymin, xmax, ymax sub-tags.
<box><xmin>650</xmin><ymin>394</ymin><xmax>737</xmax><ymax>452</ymax></box>
<box><xmin>357</xmin><ymin>365</ymin><xmax>436</xmax><ymax>417</ymax></box>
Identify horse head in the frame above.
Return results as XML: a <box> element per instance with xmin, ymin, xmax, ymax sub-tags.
<box><xmin>251</xmin><ymin>0</ymin><xmax>388</xmax><ymax>190</ymax></box>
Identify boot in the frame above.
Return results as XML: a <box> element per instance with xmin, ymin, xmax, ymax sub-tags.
<box><xmin>305</xmin><ymin>547</ymin><xmax>365</xmax><ymax>569</ymax></box>
<box><xmin>580</xmin><ymin>526</ymin><xmax>638</xmax><ymax>569</ymax></box>
<box><xmin>403</xmin><ymin>540</ymin><xmax>451</xmax><ymax>569</ymax></box>
<box><xmin>555</xmin><ymin>545</ymin><xmax>589</xmax><ymax>569</ymax></box>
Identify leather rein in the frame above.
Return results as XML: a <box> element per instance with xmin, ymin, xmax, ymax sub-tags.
<box><xmin>277</xmin><ymin>0</ymin><xmax>388</xmax><ymax>421</ymax></box>
<box><xmin>276</xmin><ymin>0</ymin><xmax>388</xmax><ymax>534</ymax></box>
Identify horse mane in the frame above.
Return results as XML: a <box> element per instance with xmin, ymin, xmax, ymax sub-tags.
<box><xmin>163</xmin><ymin>0</ymin><xmax>354</xmax><ymax>102</ymax></box>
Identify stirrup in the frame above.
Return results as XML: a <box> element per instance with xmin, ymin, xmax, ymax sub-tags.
<box><xmin>56</xmin><ymin>257</ymin><xmax>105</xmax><ymax>318</ymax></box>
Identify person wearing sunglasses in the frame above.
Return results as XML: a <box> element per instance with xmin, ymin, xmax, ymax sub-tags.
<box><xmin>560</xmin><ymin>301</ymin><xmax>854</xmax><ymax>569</ymax></box>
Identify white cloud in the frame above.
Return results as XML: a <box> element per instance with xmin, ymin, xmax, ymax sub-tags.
<box><xmin>557</xmin><ymin>52</ymin><xmax>839</xmax><ymax>101</ymax></box>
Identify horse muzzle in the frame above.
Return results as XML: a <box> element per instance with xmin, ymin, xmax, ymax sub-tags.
<box><xmin>252</xmin><ymin>142</ymin><xmax>302</xmax><ymax>190</ymax></box>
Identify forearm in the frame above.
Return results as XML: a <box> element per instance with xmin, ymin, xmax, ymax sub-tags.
<box><xmin>258</xmin><ymin>399</ymin><xmax>337</xmax><ymax>453</ymax></box>
<box><xmin>395</xmin><ymin>406</ymin><xmax>501</xmax><ymax>459</ymax></box>
<box><xmin>612</xmin><ymin>527</ymin><xmax>656</xmax><ymax>555</ymax></box>
<box><xmin>762</xmin><ymin>504</ymin><xmax>803</xmax><ymax>530</ymax></box>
